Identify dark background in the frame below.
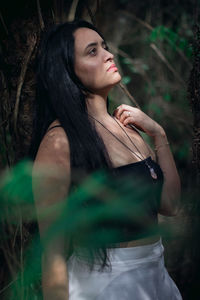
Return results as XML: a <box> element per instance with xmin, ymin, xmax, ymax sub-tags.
<box><xmin>0</xmin><ymin>1</ymin><xmax>199</xmax><ymax>299</ymax></box>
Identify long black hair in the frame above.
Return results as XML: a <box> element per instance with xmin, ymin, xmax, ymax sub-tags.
<box><xmin>30</xmin><ymin>20</ymin><xmax>111</xmax><ymax>170</ymax></box>
<box><xmin>30</xmin><ymin>20</ymin><xmax>113</xmax><ymax>269</ymax></box>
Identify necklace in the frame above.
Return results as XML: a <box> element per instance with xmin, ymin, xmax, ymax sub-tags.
<box><xmin>89</xmin><ymin>114</ymin><xmax>158</xmax><ymax>180</ymax></box>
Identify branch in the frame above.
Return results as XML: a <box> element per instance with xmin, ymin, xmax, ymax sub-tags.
<box><xmin>0</xmin><ymin>112</ymin><xmax>12</xmax><ymax>128</ymax></box>
<box><xmin>0</xmin><ymin>10</ymin><xmax>8</xmax><ymax>35</ymax></box>
<box><xmin>120</xmin><ymin>10</ymin><xmax>191</xmax><ymax>69</ymax></box>
<box><xmin>13</xmin><ymin>34</ymin><xmax>37</xmax><ymax>138</ymax></box>
<box><xmin>111</xmin><ymin>42</ymin><xmax>185</xmax><ymax>107</ymax></box>
<box><xmin>118</xmin><ymin>83</ymin><xmax>141</xmax><ymax>109</ymax></box>
<box><xmin>150</xmin><ymin>43</ymin><xmax>186</xmax><ymax>85</ymax></box>
<box><xmin>51</xmin><ymin>8</ymin><xmax>55</xmax><ymax>22</ymax></box>
<box><xmin>0</xmin><ymin>243</ymin><xmax>17</xmax><ymax>278</ymax></box>
<box><xmin>120</xmin><ymin>10</ymin><xmax>153</xmax><ymax>31</ymax></box>
<box><xmin>68</xmin><ymin>0</ymin><xmax>80</xmax><ymax>21</ymax></box>
<box><xmin>0</xmin><ymin>70</ymin><xmax>12</xmax><ymax>166</ymax></box>
<box><xmin>95</xmin><ymin>0</ymin><xmax>101</xmax><ymax>15</ymax></box>
<box><xmin>85</xmin><ymin>3</ymin><xmax>96</xmax><ymax>25</ymax></box>
<box><xmin>19</xmin><ymin>212</ymin><xmax>24</xmax><ymax>300</ymax></box>
<box><xmin>0</xmin><ymin>278</ymin><xmax>17</xmax><ymax>295</ymax></box>
<box><xmin>36</xmin><ymin>0</ymin><xmax>45</xmax><ymax>30</ymax></box>
<box><xmin>110</xmin><ymin>44</ymin><xmax>141</xmax><ymax>108</ymax></box>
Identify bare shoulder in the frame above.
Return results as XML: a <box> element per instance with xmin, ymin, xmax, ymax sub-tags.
<box><xmin>34</xmin><ymin>123</ymin><xmax>70</xmax><ymax>172</ymax></box>
<box><xmin>33</xmin><ymin>123</ymin><xmax>71</xmax><ymax>233</ymax></box>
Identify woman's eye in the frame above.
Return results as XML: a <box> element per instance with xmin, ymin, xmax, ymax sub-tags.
<box><xmin>89</xmin><ymin>48</ymin><xmax>97</xmax><ymax>56</ymax></box>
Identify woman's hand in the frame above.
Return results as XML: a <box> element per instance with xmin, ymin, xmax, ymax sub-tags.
<box><xmin>113</xmin><ymin>104</ymin><xmax>164</xmax><ymax>138</ymax></box>
<box><xmin>114</xmin><ymin>104</ymin><xmax>181</xmax><ymax>216</ymax></box>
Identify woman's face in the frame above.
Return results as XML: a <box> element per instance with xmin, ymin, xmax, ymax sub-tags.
<box><xmin>74</xmin><ymin>27</ymin><xmax>121</xmax><ymax>94</ymax></box>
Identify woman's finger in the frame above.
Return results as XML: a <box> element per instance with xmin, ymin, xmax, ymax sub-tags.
<box><xmin>122</xmin><ymin>116</ymin><xmax>132</xmax><ymax>126</ymax></box>
<box><xmin>119</xmin><ymin>110</ymin><xmax>131</xmax><ymax>123</ymax></box>
<box><xmin>114</xmin><ymin>104</ymin><xmax>129</xmax><ymax>119</ymax></box>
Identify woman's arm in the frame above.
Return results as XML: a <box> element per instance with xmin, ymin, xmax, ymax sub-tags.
<box><xmin>114</xmin><ymin>104</ymin><xmax>181</xmax><ymax>216</ymax></box>
<box><xmin>32</xmin><ymin>126</ymin><xmax>70</xmax><ymax>300</ymax></box>
<box><xmin>151</xmin><ymin>127</ymin><xmax>181</xmax><ymax>216</ymax></box>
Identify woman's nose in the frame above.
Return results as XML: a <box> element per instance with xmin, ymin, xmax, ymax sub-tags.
<box><xmin>104</xmin><ymin>49</ymin><xmax>114</xmax><ymax>62</ymax></box>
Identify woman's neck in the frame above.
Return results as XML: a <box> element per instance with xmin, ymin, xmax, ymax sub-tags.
<box><xmin>86</xmin><ymin>93</ymin><xmax>110</xmax><ymax>121</ymax></box>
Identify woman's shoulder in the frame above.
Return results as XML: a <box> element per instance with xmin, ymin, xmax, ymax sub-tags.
<box><xmin>34</xmin><ymin>120</ymin><xmax>70</xmax><ymax>168</ymax></box>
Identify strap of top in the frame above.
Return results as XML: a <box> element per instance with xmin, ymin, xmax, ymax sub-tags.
<box><xmin>47</xmin><ymin>125</ymin><xmax>62</xmax><ymax>132</ymax></box>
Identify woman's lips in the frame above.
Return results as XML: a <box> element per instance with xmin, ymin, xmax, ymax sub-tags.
<box><xmin>107</xmin><ymin>64</ymin><xmax>118</xmax><ymax>72</ymax></box>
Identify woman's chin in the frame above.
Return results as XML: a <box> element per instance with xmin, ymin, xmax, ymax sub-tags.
<box><xmin>113</xmin><ymin>75</ymin><xmax>122</xmax><ymax>86</ymax></box>
<box><xmin>115</xmin><ymin>73</ymin><xmax>122</xmax><ymax>83</ymax></box>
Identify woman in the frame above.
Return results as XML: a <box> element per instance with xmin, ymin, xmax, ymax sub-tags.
<box><xmin>31</xmin><ymin>20</ymin><xmax>182</xmax><ymax>299</ymax></box>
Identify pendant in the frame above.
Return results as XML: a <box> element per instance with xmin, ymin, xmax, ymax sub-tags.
<box><xmin>149</xmin><ymin>167</ymin><xmax>158</xmax><ymax>180</ymax></box>
<box><xmin>145</xmin><ymin>161</ymin><xmax>158</xmax><ymax>179</ymax></box>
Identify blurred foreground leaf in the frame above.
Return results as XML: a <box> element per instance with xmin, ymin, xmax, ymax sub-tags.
<box><xmin>0</xmin><ymin>159</ymin><xmax>179</xmax><ymax>298</ymax></box>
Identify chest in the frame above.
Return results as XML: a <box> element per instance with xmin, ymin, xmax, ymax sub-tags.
<box><xmin>96</xmin><ymin>123</ymin><xmax>151</xmax><ymax>167</ymax></box>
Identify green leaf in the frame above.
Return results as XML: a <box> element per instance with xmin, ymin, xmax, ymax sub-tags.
<box><xmin>122</xmin><ymin>57</ymin><xmax>131</xmax><ymax>65</ymax></box>
<box><xmin>179</xmin><ymin>38</ymin><xmax>187</xmax><ymax>50</ymax></box>
<box><xmin>150</xmin><ymin>28</ymin><xmax>158</xmax><ymax>41</ymax></box>
<box><xmin>128</xmin><ymin>65</ymin><xmax>136</xmax><ymax>73</ymax></box>
<box><xmin>177</xmin><ymin>142</ymin><xmax>190</xmax><ymax>160</ymax></box>
<box><xmin>163</xmin><ymin>93</ymin><xmax>172</xmax><ymax>102</ymax></box>
<box><xmin>122</xmin><ymin>76</ymin><xmax>131</xmax><ymax>85</ymax></box>
<box><xmin>149</xmin><ymin>25</ymin><xmax>191</xmax><ymax>56</ymax></box>
<box><xmin>142</xmin><ymin>64</ymin><xmax>149</xmax><ymax>71</ymax></box>
<box><xmin>148</xmin><ymin>103</ymin><xmax>162</xmax><ymax>116</ymax></box>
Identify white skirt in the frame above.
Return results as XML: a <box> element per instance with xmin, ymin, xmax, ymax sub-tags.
<box><xmin>68</xmin><ymin>239</ymin><xmax>182</xmax><ymax>300</ymax></box>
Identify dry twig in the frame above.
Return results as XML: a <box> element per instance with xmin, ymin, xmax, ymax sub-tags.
<box><xmin>0</xmin><ymin>112</ymin><xmax>12</xmax><ymax>128</ymax></box>
<box><xmin>0</xmin><ymin>10</ymin><xmax>8</xmax><ymax>35</ymax></box>
<box><xmin>150</xmin><ymin>43</ymin><xmax>186</xmax><ymax>85</ymax></box>
<box><xmin>118</xmin><ymin>82</ymin><xmax>141</xmax><ymax>109</ymax></box>
<box><xmin>110</xmin><ymin>44</ymin><xmax>141</xmax><ymax>108</ymax></box>
<box><xmin>0</xmin><ymin>278</ymin><xmax>17</xmax><ymax>295</ymax></box>
<box><xmin>68</xmin><ymin>0</ymin><xmax>80</xmax><ymax>21</ymax></box>
<box><xmin>120</xmin><ymin>10</ymin><xmax>153</xmax><ymax>31</ymax></box>
<box><xmin>19</xmin><ymin>212</ymin><xmax>24</xmax><ymax>300</ymax></box>
<box><xmin>13</xmin><ymin>34</ymin><xmax>37</xmax><ymax>138</ymax></box>
<box><xmin>36</xmin><ymin>0</ymin><xmax>45</xmax><ymax>30</ymax></box>
<box><xmin>85</xmin><ymin>3</ymin><xmax>96</xmax><ymax>25</ymax></box>
<box><xmin>120</xmin><ymin>10</ymin><xmax>191</xmax><ymax>69</ymax></box>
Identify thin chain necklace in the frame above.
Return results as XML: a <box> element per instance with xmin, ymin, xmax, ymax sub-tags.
<box><xmin>89</xmin><ymin>114</ymin><xmax>157</xmax><ymax>180</ymax></box>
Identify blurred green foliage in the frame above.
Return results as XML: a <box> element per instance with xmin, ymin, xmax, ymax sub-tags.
<box><xmin>114</xmin><ymin>16</ymin><xmax>193</xmax><ymax>177</ymax></box>
<box><xmin>0</xmin><ymin>159</ymin><xmax>174</xmax><ymax>299</ymax></box>
<box><xmin>149</xmin><ymin>25</ymin><xmax>193</xmax><ymax>57</ymax></box>
<box><xmin>122</xmin><ymin>75</ymin><xmax>132</xmax><ymax>84</ymax></box>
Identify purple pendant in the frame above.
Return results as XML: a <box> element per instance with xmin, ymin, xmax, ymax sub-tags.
<box><xmin>145</xmin><ymin>161</ymin><xmax>158</xmax><ymax>180</ymax></box>
<box><xmin>149</xmin><ymin>167</ymin><xmax>157</xmax><ymax>180</ymax></box>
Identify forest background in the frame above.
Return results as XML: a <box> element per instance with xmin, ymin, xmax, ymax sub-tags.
<box><xmin>0</xmin><ymin>0</ymin><xmax>200</xmax><ymax>299</ymax></box>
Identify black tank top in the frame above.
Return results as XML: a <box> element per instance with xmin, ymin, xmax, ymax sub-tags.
<box><xmin>100</xmin><ymin>156</ymin><xmax>164</xmax><ymax>243</ymax></box>
<box><xmin>47</xmin><ymin>125</ymin><xmax>164</xmax><ymax>243</ymax></box>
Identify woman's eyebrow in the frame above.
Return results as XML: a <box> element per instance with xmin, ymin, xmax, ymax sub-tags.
<box><xmin>84</xmin><ymin>40</ymin><xmax>106</xmax><ymax>51</ymax></box>
<box><xmin>85</xmin><ymin>42</ymin><xmax>98</xmax><ymax>51</ymax></box>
